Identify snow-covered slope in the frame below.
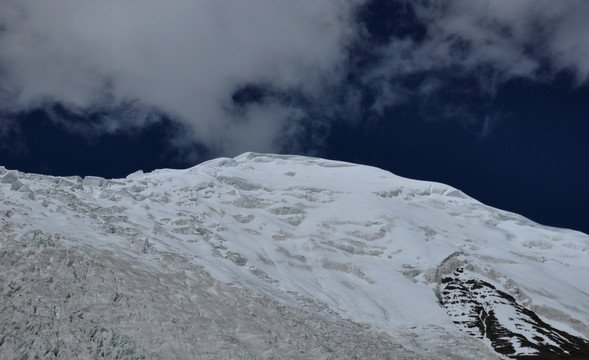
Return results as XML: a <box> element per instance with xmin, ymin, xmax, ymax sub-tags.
<box><xmin>1</xmin><ymin>153</ymin><xmax>588</xmax><ymax>359</ymax></box>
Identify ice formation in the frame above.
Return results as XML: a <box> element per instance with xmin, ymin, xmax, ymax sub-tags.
<box><xmin>1</xmin><ymin>153</ymin><xmax>588</xmax><ymax>359</ymax></box>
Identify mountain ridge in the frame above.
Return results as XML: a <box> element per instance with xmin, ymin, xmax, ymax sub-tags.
<box><xmin>1</xmin><ymin>152</ymin><xmax>588</xmax><ymax>359</ymax></box>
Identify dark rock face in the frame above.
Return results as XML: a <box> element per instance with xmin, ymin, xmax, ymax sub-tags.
<box><xmin>440</xmin><ymin>267</ymin><xmax>589</xmax><ymax>359</ymax></box>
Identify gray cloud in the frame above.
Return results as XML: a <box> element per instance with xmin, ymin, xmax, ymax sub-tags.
<box><xmin>420</xmin><ymin>0</ymin><xmax>589</xmax><ymax>81</ymax></box>
<box><xmin>0</xmin><ymin>0</ymin><xmax>361</xmax><ymax>156</ymax></box>
<box><xmin>363</xmin><ymin>0</ymin><xmax>589</xmax><ymax>128</ymax></box>
<box><xmin>1</xmin><ymin>0</ymin><xmax>589</xmax><ymax>156</ymax></box>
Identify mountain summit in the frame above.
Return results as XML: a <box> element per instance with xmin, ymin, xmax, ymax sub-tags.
<box><xmin>1</xmin><ymin>153</ymin><xmax>588</xmax><ymax>359</ymax></box>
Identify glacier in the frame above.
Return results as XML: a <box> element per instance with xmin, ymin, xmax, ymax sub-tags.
<box><xmin>0</xmin><ymin>152</ymin><xmax>588</xmax><ymax>359</ymax></box>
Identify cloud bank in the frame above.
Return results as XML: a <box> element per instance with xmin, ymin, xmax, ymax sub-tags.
<box><xmin>0</xmin><ymin>0</ymin><xmax>360</xmax><ymax>155</ymax></box>
<box><xmin>1</xmin><ymin>0</ymin><xmax>588</xmax><ymax>156</ymax></box>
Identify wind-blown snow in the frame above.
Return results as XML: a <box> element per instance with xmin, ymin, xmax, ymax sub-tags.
<box><xmin>1</xmin><ymin>153</ymin><xmax>588</xmax><ymax>359</ymax></box>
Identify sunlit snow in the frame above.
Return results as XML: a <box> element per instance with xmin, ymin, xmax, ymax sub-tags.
<box><xmin>1</xmin><ymin>153</ymin><xmax>587</xmax><ymax>359</ymax></box>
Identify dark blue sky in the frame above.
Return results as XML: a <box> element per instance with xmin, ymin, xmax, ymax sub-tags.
<box><xmin>0</xmin><ymin>1</ymin><xmax>588</xmax><ymax>234</ymax></box>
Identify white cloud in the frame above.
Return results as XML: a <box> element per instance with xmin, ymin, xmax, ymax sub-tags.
<box><xmin>2</xmin><ymin>0</ymin><xmax>589</xmax><ymax>155</ymax></box>
<box><xmin>0</xmin><ymin>0</ymin><xmax>361</xmax><ymax>156</ymax></box>
<box><xmin>421</xmin><ymin>0</ymin><xmax>589</xmax><ymax>81</ymax></box>
<box><xmin>364</xmin><ymin>0</ymin><xmax>589</xmax><ymax>116</ymax></box>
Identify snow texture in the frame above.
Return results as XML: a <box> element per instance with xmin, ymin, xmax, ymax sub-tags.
<box><xmin>1</xmin><ymin>152</ymin><xmax>588</xmax><ymax>359</ymax></box>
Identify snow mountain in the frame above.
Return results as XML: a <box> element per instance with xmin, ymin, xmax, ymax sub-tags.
<box><xmin>1</xmin><ymin>153</ymin><xmax>588</xmax><ymax>359</ymax></box>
